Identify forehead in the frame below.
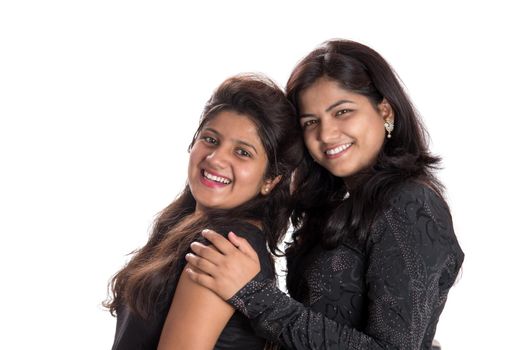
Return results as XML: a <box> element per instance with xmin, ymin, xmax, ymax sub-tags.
<box><xmin>299</xmin><ymin>78</ymin><xmax>366</xmax><ymax>111</ymax></box>
<box><xmin>204</xmin><ymin>110</ymin><xmax>263</xmax><ymax>144</ymax></box>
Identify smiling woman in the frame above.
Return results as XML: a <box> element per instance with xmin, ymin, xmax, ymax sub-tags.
<box><xmin>104</xmin><ymin>74</ymin><xmax>303</xmax><ymax>349</ymax></box>
<box><xmin>298</xmin><ymin>77</ymin><xmax>394</xmax><ymax>181</ymax></box>
<box><xmin>188</xmin><ymin>111</ymin><xmax>274</xmax><ymax>213</ymax></box>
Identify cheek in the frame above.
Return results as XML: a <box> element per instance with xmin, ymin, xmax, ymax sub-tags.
<box><xmin>236</xmin><ymin>164</ymin><xmax>260</xmax><ymax>183</ymax></box>
<box><xmin>187</xmin><ymin>150</ymin><xmax>200</xmax><ymax>171</ymax></box>
<box><xmin>237</xmin><ymin>161</ymin><xmax>267</xmax><ymax>189</ymax></box>
<box><xmin>188</xmin><ymin>146</ymin><xmax>207</xmax><ymax>176</ymax></box>
<box><xmin>363</xmin><ymin>121</ymin><xmax>386</xmax><ymax>152</ymax></box>
<box><xmin>303</xmin><ymin>133</ymin><xmax>319</xmax><ymax>154</ymax></box>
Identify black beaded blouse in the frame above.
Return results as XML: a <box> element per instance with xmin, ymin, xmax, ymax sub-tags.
<box><xmin>228</xmin><ymin>183</ymin><xmax>464</xmax><ymax>349</ymax></box>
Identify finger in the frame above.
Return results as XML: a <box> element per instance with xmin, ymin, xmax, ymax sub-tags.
<box><xmin>207</xmin><ymin>244</ymin><xmax>220</xmax><ymax>253</ymax></box>
<box><xmin>202</xmin><ymin>229</ymin><xmax>238</xmax><ymax>255</ymax></box>
<box><xmin>228</xmin><ymin>231</ymin><xmax>259</xmax><ymax>260</ymax></box>
<box><xmin>187</xmin><ymin>264</ymin><xmax>207</xmax><ymax>276</ymax></box>
<box><xmin>190</xmin><ymin>241</ymin><xmax>224</xmax><ymax>264</ymax></box>
<box><xmin>184</xmin><ymin>267</ymin><xmax>216</xmax><ymax>291</ymax></box>
<box><xmin>185</xmin><ymin>253</ymin><xmax>218</xmax><ymax>276</ymax></box>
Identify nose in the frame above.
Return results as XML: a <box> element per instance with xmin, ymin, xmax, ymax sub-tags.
<box><xmin>206</xmin><ymin>146</ymin><xmax>229</xmax><ymax>169</ymax></box>
<box><xmin>318</xmin><ymin>119</ymin><xmax>340</xmax><ymax>143</ymax></box>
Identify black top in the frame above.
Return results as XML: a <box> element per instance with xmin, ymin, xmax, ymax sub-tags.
<box><xmin>111</xmin><ymin>221</ymin><xmax>273</xmax><ymax>350</ymax></box>
<box><xmin>228</xmin><ymin>183</ymin><xmax>464</xmax><ymax>349</ymax></box>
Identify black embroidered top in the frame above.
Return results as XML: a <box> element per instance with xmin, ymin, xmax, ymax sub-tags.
<box><xmin>111</xmin><ymin>222</ymin><xmax>273</xmax><ymax>350</ymax></box>
<box><xmin>228</xmin><ymin>183</ymin><xmax>464</xmax><ymax>349</ymax></box>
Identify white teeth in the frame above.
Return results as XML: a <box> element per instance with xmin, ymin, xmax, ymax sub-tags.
<box><xmin>203</xmin><ymin>170</ymin><xmax>231</xmax><ymax>184</ymax></box>
<box><xmin>325</xmin><ymin>143</ymin><xmax>352</xmax><ymax>156</ymax></box>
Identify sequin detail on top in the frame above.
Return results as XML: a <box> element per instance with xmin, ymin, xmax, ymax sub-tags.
<box><xmin>299</xmin><ymin>243</ymin><xmax>367</xmax><ymax>327</ymax></box>
<box><xmin>226</xmin><ymin>182</ymin><xmax>464</xmax><ymax>349</ymax></box>
<box><xmin>228</xmin><ymin>275</ymin><xmax>275</xmax><ymax>318</ymax></box>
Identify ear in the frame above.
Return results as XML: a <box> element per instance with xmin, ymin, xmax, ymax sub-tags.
<box><xmin>260</xmin><ymin>175</ymin><xmax>282</xmax><ymax>196</ymax></box>
<box><xmin>379</xmin><ymin>99</ymin><xmax>394</xmax><ymax>124</ymax></box>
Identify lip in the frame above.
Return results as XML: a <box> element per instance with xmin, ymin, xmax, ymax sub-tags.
<box><xmin>323</xmin><ymin>143</ymin><xmax>353</xmax><ymax>159</ymax></box>
<box><xmin>199</xmin><ymin>169</ymin><xmax>232</xmax><ymax>188</ymax></box>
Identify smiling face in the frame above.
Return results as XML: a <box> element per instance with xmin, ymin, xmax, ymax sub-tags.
<box><xmin>188</xmin><ymin>110</ymin><xmax>270</xmax><ymax>213</ymax></box>
<box><xmin>298</xmin><ymin>77</ymin><xmax>394</xmax><ymax>181</ymax></box>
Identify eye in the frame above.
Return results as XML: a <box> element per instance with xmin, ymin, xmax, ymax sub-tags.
<box><xmin>235</xmin><ymin>148</ymin><xmax>252</xmax><ymax>158</ymax></box>
<box><xmin>301</xmin><ymin>119</ymin><xmax>318</xmax><ymax>129</ymax></box>
<box><xmin>202</xmin><ymin>136</ymin><xmax>218</xmax><ymax>145</ymax></box>
<box><xmin>335</xmin><ymin>108</ymin><xmax>353</xmax><ymax>117</ymax></box>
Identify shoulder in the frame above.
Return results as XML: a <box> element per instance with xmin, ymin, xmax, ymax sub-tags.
<box><xmin>368</xmin><ymin>180</ymin><xmax>464</xmax><ymax>277</ymax></box>
<box><xmin>374</xmin><ymin>180</ymin><xmax>454</xmax><ymax>235</ymax></box>
<box><xmin>365</xmin><ymin>181</ymin><xmax>464</xmax><ymax>291</ymax></box>
<box><xmin>208</xmin><ymin>221</ymin><xmax>266</xmax><ymax>251</ymax></box>
<box><xmin>388</xmin><ymin>181</ymin><xmax>449</xmax><ymax>215</ymax></box>
<box><xmin>371</xmin><ymin>181</ymin><xmax>452</xmax><ymax>239</ymax></box>
<box><xmin>203</xmin><ymin>220</ymin><xmax>274</xmax><ymax>275</ymax></box>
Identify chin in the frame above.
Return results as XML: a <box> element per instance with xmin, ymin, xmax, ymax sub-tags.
<box><xmin>325</xmin><ymin>165</ymin><xmax>355</xmax><ymax>179</ymax></box>
<box><xmin>197</xmin><ymin>200</ymin><xmax>237</xmax><ymax>212</ymax></box>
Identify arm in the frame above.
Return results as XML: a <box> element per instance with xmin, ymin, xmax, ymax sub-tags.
<box><xmin>186</xmin><ymin>185</ymin><xmax>464</xmax><ymax>349</ymax></box>
<box><xmin>157</xmin><ymin>267</ymin><xmax>234</xmax><ymax>350</ymax></box>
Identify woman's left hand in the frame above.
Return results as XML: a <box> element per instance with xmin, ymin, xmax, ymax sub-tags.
<box><xmin>185</xmin><ymin>229</ymin><xmax>261</xmax><ymax>300</ymax></box>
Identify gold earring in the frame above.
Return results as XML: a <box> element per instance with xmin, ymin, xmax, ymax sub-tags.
<box><xmin>384</xmin><ymin>120</ymin><xmax>394</xmax><ymax>138</ymax></box>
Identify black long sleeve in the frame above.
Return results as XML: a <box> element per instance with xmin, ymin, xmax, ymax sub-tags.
<box><xmin>227</xmin><ymin>183</ymin><xmax>464</xmax><ymax>349</ymax></box>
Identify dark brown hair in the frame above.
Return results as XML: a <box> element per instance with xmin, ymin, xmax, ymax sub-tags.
<box><xmin>285</xmin><ymin>40</ymin><xmax>444</xmax><ymax>296</ymax></box>
<box><xmin>105</xmin><ymin>74</ymin><xmax>303</xmax><ymax>319</ymax></box>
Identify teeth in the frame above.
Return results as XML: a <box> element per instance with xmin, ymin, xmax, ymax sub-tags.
<box><xmin>203</xmin><ymin>170</ymin><xmax>231</xmax><ymax>184</ymax></box>
<box><xmin>325</xmin><ymin>143</ymin><xmax>352</xmax><ymax>155</ymax></box>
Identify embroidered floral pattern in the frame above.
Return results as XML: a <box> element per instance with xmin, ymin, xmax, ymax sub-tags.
<box><xmin>227</xmin><ymin>183</ymin><xmax>464</xmax><ymax>349</ymax></box>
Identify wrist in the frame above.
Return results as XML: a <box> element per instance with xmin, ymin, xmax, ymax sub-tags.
<box><xmin>226</xmin><ymin>273</ymin><xmax>274</xmax><ymax>318</ymax></box>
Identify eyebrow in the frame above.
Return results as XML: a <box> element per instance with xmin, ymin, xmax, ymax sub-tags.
<box><xmin>299</xmin><ymin>99</ymin><xmax>355</xmax><ymax>118</ymax></box>
<box><xmin>203</xmin><ymin>127</ymin><xmax>259</xmax><ymax>155</ymax></box>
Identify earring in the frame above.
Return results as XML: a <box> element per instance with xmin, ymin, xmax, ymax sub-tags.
<box><xmin>384</xmin><ymin>120</ymin><xmax>394</xmax><ymax>138</ymax></box>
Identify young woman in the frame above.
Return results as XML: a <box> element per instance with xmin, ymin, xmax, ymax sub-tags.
<box><xmin>105</xmin><ymin>74</ymin><xmax>303</xmax><ymax>349</ymax></box>
<box><xmin>184</xmin><ymin>40</ymin><xmax>465</xmax><ymax>349</ymax></box>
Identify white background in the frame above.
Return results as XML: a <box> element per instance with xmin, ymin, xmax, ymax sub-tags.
<box><xmin>1</xmin><ymin>1</ymin><xmax>522</xmax><ymax>349</ymax></box>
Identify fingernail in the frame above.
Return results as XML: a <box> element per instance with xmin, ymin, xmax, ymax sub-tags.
<box><xmin>202</xmin><ymin>229</ymin><xmax>210</xmax><ymax>235</ymax></box>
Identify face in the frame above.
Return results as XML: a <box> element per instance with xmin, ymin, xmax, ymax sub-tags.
<box><xmin>188</xmin><ymin>110</ymin><xmax>270</xmax><ymax>213</ymax></box>
<box><xmin>298</xmin><ymin>77</ymin><xmax>393</xmax><ymax>180</ymax></box>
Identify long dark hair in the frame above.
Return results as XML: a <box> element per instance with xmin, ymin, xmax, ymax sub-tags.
<box><xmin>105</xmin><ymin>74</ymin><xmax>303</xmax><ymax>319</ymax></box>
<box><xmin>286</xmin><ymin>39</ymin><xmax>444</xmax><ymax>296</ymax></box>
